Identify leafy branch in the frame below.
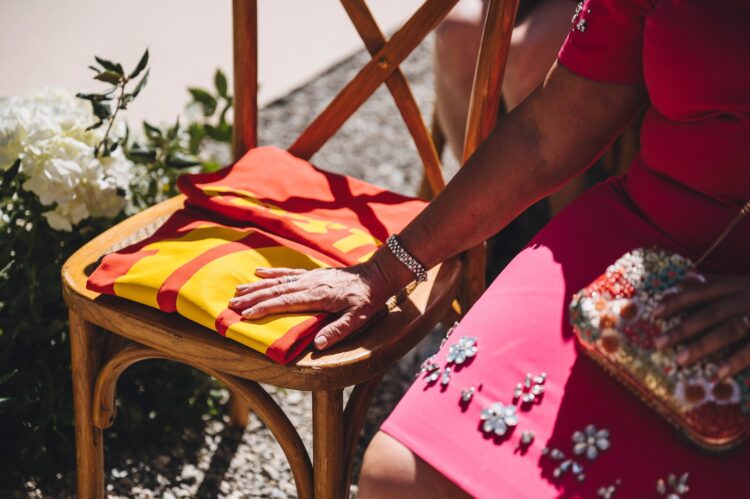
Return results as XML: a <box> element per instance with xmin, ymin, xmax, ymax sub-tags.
<box><xmin>187</xmin><ymin>69</ymin><xmax>234</xmax><ymax>150</ymax></box>
<box><xmin>77</xmin><ymin>49</ymin><xmax>150</xmax><ymax>158</ymax></box>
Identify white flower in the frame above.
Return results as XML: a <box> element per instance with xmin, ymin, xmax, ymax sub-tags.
<box><xmin>0</xmin><ymin>87</ymin><xmax>133</xmax><ymax>231</ymax></box>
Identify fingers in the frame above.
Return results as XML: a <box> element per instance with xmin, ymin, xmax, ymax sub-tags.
<box><xmin>654</xmin><ymin>294</ymin><xmax>748</xmax><ymax>349</ymax></box>
<box><xmin>668</xmin><ymin>315</ymin><xmax>750</xmax><ymax>366</ymax></box>
<box><xmin>254</xmin><ymin>267</ymin><xmax>308</xmax><ymax>278</ymax></box>
<box><xmin>240</xmin><ymin>291</ymin><xmax>324</xmax><ymax>319</ymax></box>
<box><xmin>313</xmin><ymin>310</ymin><xmax>370</xmax><ymax>350</ymax></box>
<box><xmin>719</xmin><ymin>341</ymin><xmax>750</xmax><ymax>379</ymax></box>
<box><xmin>655</xmin><ymin>273</ymin><xmax>737</xmax><ymax>319</ymax></box>
<box><xmin>235</xmin><ymin>275</ymin><xmax>300</xmax><ymax>297</ymax></box>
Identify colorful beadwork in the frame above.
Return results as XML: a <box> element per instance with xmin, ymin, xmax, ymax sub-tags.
<box><xmin>569</xmin><ymin>247</ymin><xmax>750</xmax><ymax>449</ymax></box>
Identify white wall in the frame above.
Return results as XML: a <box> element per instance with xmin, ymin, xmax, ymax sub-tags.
<box><xmin>0</xmin><ymin>0</ymin><xmax>424</xmax><ymax>125</ymax></box>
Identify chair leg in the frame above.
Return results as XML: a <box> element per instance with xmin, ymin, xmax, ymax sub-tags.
<box><xmin>313</xmin><ymin>389</ymin><xmax>345</xmax><ymax>498</ymax></box>
<box><xmin>69</xmin><ymin>311</ymin><xmax>105</xmax><ymax>499</ymax></box>
<box><xmin>228</xmin><ymin>389</ymin><xmax>251</xmax><ymax>428</ymax></box>
<box><xmin>417</xmin><ymin>108</ymin><xmax>447</xmax><ymax>200</ymax></box>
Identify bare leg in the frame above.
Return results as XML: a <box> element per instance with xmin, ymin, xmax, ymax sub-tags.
<box><xmin>359</xmin><ymin>432</ymin><xmax>471</xmax><ymax>499</ymax></box>
<box><xmin>434</xmin><ymin>1</ymin><xmax>582</xmax><ymax>217</ymax></box>
<box><xmin>434</xmin><ymin>0</ymin><xmax>486</xmax><ymax>161</ymax></box>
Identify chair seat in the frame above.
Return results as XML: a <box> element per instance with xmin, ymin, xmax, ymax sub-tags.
<box><xmin>62</xmin><ymin>194</ymin><xmax>463</xmax><ymax>391</ymax></box>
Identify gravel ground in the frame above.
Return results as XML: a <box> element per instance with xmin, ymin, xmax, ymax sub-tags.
<box><xmin>25</xmin><ymin>35</ymin><xmax>455</xmax><ymax>499</ymax></box>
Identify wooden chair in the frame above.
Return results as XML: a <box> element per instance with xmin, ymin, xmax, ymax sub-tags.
<box><xmin>62</xmin><ymin>1</ymin><xmax>520</xmax><ymax>497</ymax></box>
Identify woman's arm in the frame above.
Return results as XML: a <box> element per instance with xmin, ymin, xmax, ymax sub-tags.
<box><xmin>229</xmin><ymin>62</ymin><xmax>648</xmax><ymax>349</ymax></box>
<box><xmin>395</xmin><ymin>61</ymin><xmax>646</xmax><ymax>273</ymax></box>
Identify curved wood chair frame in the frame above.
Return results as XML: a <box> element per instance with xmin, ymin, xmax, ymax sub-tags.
<box><xmin>63</xmin><ymin>1</ymin><xmax>520</xmax><ymax>497</ymax></box>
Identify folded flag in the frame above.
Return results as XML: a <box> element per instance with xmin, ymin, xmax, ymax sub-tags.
<box><xmin>87</xmin><ymin>146</ymin><xmax>426</xmax><ymax>363</ymax></box>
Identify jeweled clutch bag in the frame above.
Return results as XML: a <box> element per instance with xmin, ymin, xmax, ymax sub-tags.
<box><xmin>569</xmin><ymin>247</ymin><xmax>750</xmax><ymax>451</ymax></box>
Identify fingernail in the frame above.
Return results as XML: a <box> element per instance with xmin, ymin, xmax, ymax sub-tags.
<box><xmin>718</xmin><ymin>365</ymin><xmax>731</xmax><ymax>379</ymax></box>
<box><xmin>255</xmin><ymin>267</ymin><xmax>268</xmax><ymax>273</ymax></box>
<box><xmin>314</xmin><ymin>336</ymin><xmax>328</xmax><ymax>349</ymax></box>
<box><xmin>653</xmin><ymin>335</ymin><xmax>669</xmax><ymax>349</ymax></box>
<box><xmin>676</xmin><ymin>346</ymin><xmax>690</xmax><ymax>365</ymax></box>
<box><xmin>662</xmin><ymin>287</ymin><xmax>679</xmax><ymax>297</ymax></box>
<box><xmin>242</xmin><ymin>308</ymin><xmax>256</xmax><ymax>318</ymax></box>
<box><xmin>653</xmin><ymin>305</ymin><xmax>665</xmax><ymax>317</ymax></box>
<box><xmin>229</xmin><ymin>297</ymin><xmax>240</xmax><ymax>305</ymax></box>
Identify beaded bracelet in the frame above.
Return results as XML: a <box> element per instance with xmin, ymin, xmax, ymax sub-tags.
<box><xmin>386</xmin><ymin>234</ymin><xmax>428</xmax><ymax>283</ymax></box>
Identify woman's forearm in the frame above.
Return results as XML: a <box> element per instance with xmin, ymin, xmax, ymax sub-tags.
<box><xmin>371</xmin><ymin>62</ymin><xmax>647</xmax><ymax>290</ymax></box>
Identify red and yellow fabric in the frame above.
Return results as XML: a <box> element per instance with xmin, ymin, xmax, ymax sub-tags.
<box><xmin>87</xmin><ymin>146</ymin><xmax>426</xmax><ymax>364</ymax></box>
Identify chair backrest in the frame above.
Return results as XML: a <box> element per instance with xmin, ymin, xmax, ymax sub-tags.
<box><xmin>231</xmin><ymin>0</ymin><xmax>521</xmax><ymax>304</ymax></box>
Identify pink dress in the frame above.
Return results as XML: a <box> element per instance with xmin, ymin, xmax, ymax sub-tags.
<box><xmin>381</xmin><ymin>1</ymin><xmax>750</xmax><ymax>497</ymax></box>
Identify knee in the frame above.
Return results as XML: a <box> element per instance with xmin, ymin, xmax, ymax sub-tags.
<box><xmin>435</xmin><ymin>0</ymin><xmax>485</xmax><ymax>79</ymax></box>
<box><xmin>359</xmin><ymin>432</ymin><xmax>416</xmax><ymax>499</ymax></box>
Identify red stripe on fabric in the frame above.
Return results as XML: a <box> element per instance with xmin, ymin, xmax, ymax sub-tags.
<box><xmin>156</xmin><ymin>228</ymin><xmax>343</xmax><ymax>312</ymax></box>
<box><xmin>178</xmin><ymin>146</ymin><xmax>426</xmax><ymax>265</ymax></box>
<box><xmin>265</xmin><ymin>314</ymin><xmax>331</xmax><ymax>364</ymax></box>
<box><xmin>156</xmin><ymin>231</ymin><xmax>270</xmax><ymax>312</ymax></box>
<box><xmin>86</xmin><ymin>212</ymin><xmax>208</xmax><ymax>295</ymax></box>
<box><xmin>214</xmin><ymin>308</ymin><xmax>329</xmax><ymax>364</ymax></box>
<box><xmin>214</xmin><ymin>308</ymin><xmax>236</xmax><ymax>336</ymax></box>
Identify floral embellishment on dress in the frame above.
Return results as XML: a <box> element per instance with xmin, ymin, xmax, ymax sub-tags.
<box><xmin>656</xmin><ymin>472</ymin><xmax>690</xmax><ymax>497</ymax></box>
<box><xmin>480</xmin><ymin>402</ymin><xmax>518</xmax><ymax>436</ymax></box>
<box><xmin>571</xmin><ymin>1</ymin><xmax>591</xmax><ymax>32</ymax></box>
<box><xmin>417</xmin><ymin>355</ymin><xmax>440</xmax><ymax>383</ymax></box>
<box><xmin>514</xmin><ymin>372</ymin><xmax>546</xmax><ymax>404</ymax></box>
<box><xmin>519</xmin><ymin>430</ymin><xmax>535</xmax><ymax>446</ymax></box>
<box><xmin>446</xmin><ymin>336</ymin><xmax>478</xmax><ymax>365</ymax></box>
<box><xmin>597</xmin><ymin>480</ymin><xmax>622</xmax><ymax>499</ymax></box>
<box><xmin>572</xmin><ymin>424</ymin><xmax>611</xmax><ymax>460</ymax></box>
<box><xmin>461</xmin><ymin>386</ymin><xmax>476</xmax><ymax>403</ymax></box>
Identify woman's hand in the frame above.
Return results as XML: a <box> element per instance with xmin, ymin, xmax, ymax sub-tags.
<box><xmin>228</xmin><ymin>261</ymin><xmax>396</xmax><ymax>350</ymax></box>
<box><xmin>654</xmin><ymin>272</ymin><xmax>750</xmax><ymax>378</ymax></box>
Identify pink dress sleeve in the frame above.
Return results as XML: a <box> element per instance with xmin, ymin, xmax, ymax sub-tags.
<box><xmin>558</xmin><ymin>0</ymin><xmax>655</xmax><ymax>84</ymax></box>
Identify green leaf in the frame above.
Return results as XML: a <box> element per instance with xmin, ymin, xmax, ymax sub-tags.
<box><xmin>75</xmin><ymin>92</ymin><xmax>111</xmax><ymax>102</ymax></box>
<box><xmin>119</xmin><ymin>94</ymin><xmax>134</xmax><ymax>109</ymax></box>
<box><xmin>94</xmin><ymin>56</ymin><xmax>120</xmax><ymax>72</ymax></box>
<box><xmin>2</xmin><ymin>159</ymin><xmax>21</xmax><ymax>192</ymax></box>
<box><xmin>0</xmin><ymin>369</ymin><xmax>18</xmax><ymax>386</ymax></box>
<box><xmin>94</xmin><ymin>70</ymin><xmax>122</xmax><ymax>85</ymax></box>
<box><xmin>214</xmin><ymin>69</ymin><xmax>228</xmax><ymax>98</ymax></box>
<box><xmin>205</xmin><ymin>123</ymin><xmax>232</xmax><ymax>142</ymax></box>
<box><xmin>188</xmin><ymin>88</ymin><xmax>217</xmax><ymax>116</ymax></box>
<box><xmin>85</xmin><ymin>120</ymin><xmax>104</xmax><ymax>131</ymax></box>
<box><xmin>127</xmin><ymin>149</ymin><xmax>157</xmax><ymax>163</ymax></box>
<box><xmin>131</xmin><ymin>69</ymin><xmax>149</xmax><ymax>98</ymax></box>
<box><xmin>92</xmin><ymin>101</ymin><xmax>111</xmax><ymax>120</ymax></box>
<box><xmin>129</xmin><ymin>48</ymin><xmax>149</xmax><ymax>79</ymax></box>
<box><xmin>201</xmin><ymin>160</ymin><xmax>223</xmax><ymax>173</ymax></box>
<box><xmin>187</xmin><ymin>123</ymin><xmax>206</xmax><ymax>154</ymax></box>
<box><xmin>165</xmin><ymin>153</ymin><xmax>200</xmax><ymax>169</ymax></box>
<box><xmin>167</xmin><ymin>118</ymin><xmax>180</xmax><ymax>141</ymax></box>
<box><xmin>142</xmin><ymin>121</ymin><xmax>162</xmax><ymax>140</ymax></box>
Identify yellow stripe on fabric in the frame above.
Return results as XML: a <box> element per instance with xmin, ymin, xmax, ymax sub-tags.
<box><xmin>113</xmin><ymin>225</ymin><xmax>250</xmax><ymax>308</ymax></box>
<box><xmin>175</xmin><ymin>246</ymin><xmax>328</xmax><ymax>354</ymax></box>
<box><xmin>332</xmin><ymin>227</ymin><xmax>380</xmax><ymax>253</ymax></box>
<box><xmin>201</xmin><ymin>185</ymin><xmax>384</xmax><ymax>254</ymax></box>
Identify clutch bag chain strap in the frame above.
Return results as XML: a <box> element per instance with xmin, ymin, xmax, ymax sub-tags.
<box><xmin>693</xmin><ymin>199</ymin><xmax>750</xmax><ymax>268</ymax></box>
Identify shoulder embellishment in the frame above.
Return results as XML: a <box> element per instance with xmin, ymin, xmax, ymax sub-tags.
<box><xmin>571</xmin><ymin>1</ymin><xmax>591</xmax><ymax>32</ymax></box>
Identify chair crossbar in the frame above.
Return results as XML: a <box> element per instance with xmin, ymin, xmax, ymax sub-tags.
<box><xmin>341</xmin><ymin>0</ymin><xmax>446</xmax><ymax>196</ymax></box>
<box><xmin>288</xmin><ymin>0</ymin><xmax>460</xmax><ymax>160</ymax></box>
